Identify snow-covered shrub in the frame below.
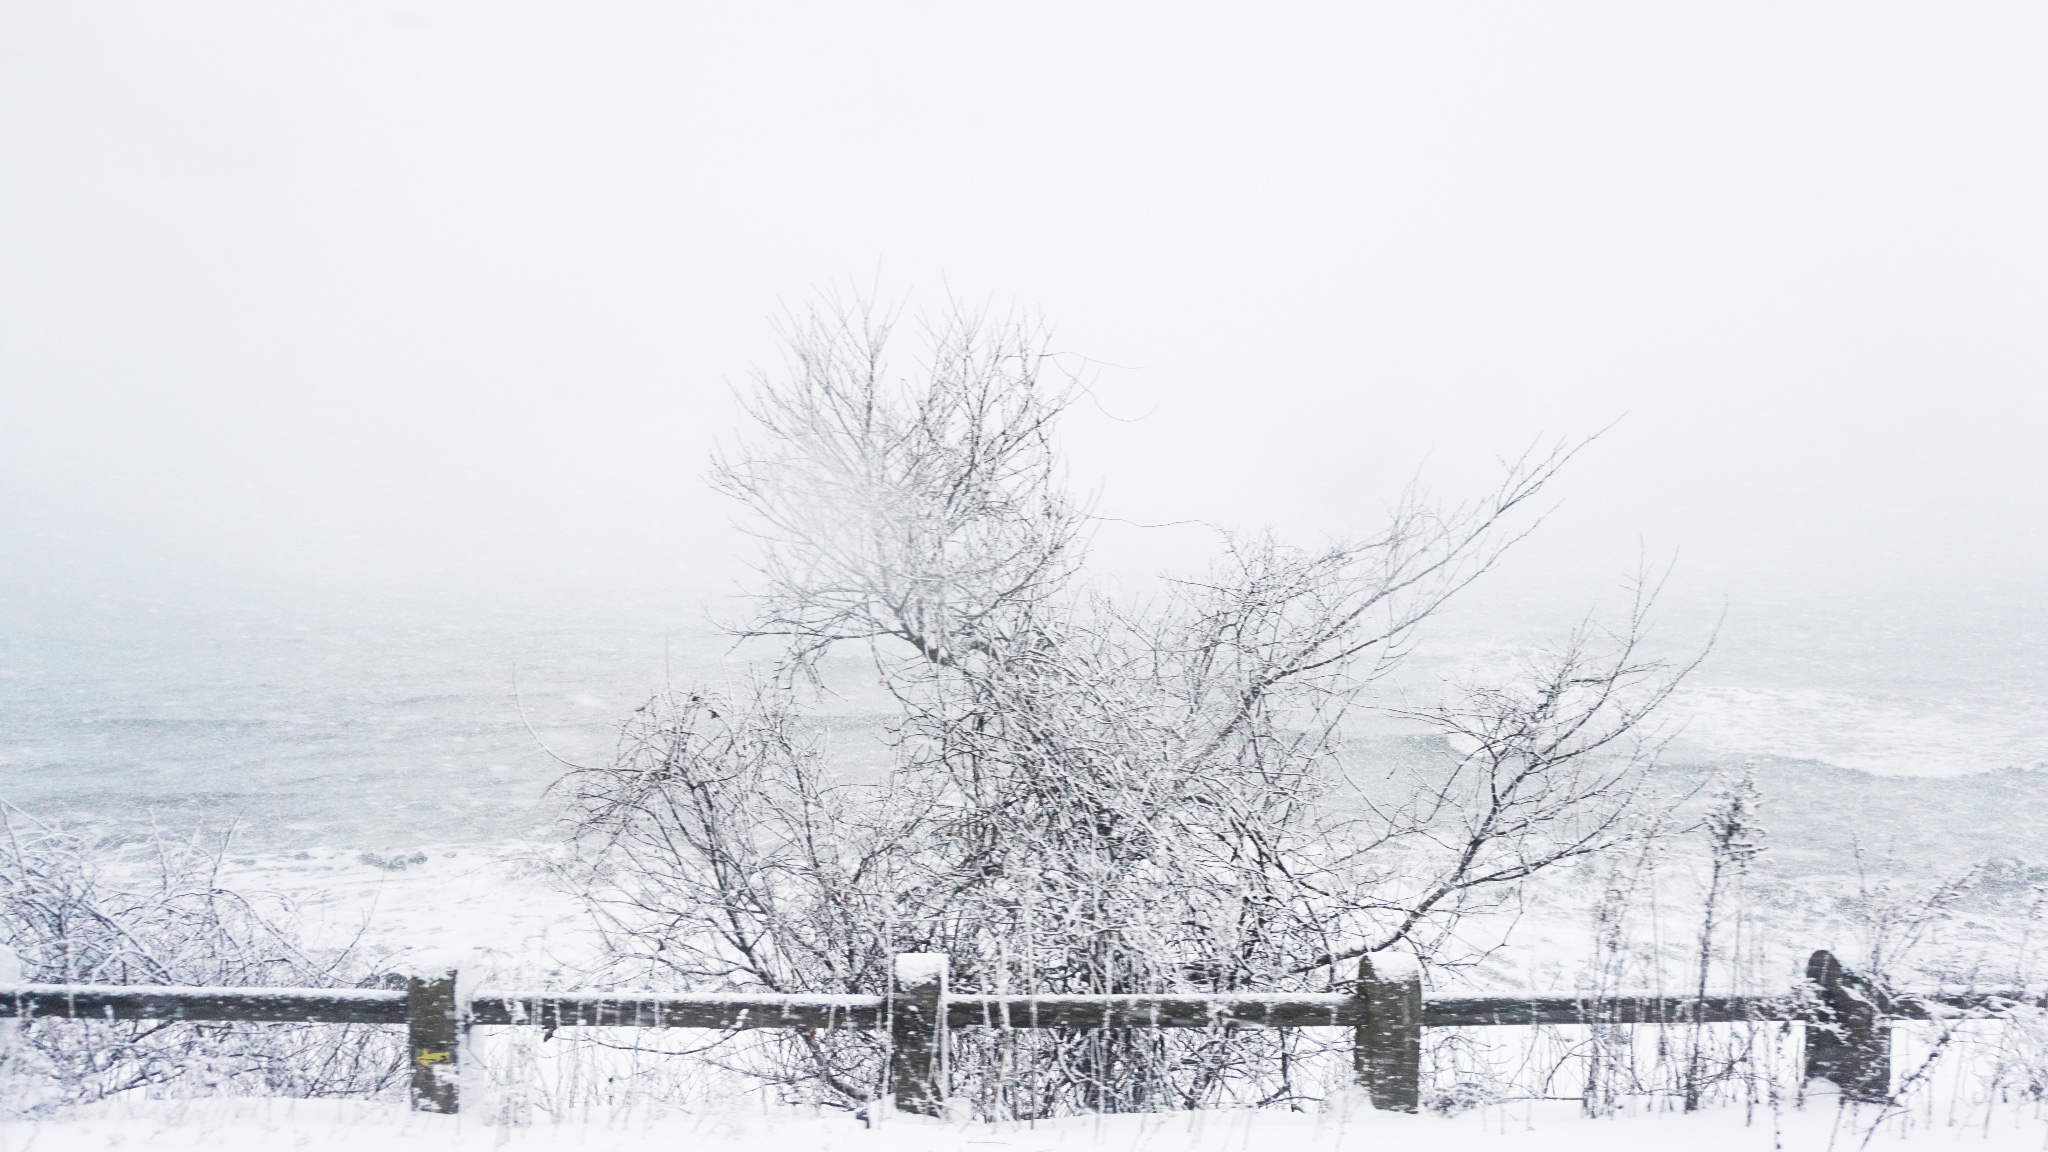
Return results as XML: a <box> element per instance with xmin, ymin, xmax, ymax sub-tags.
<box><xmin>556</xmin><ymin>299</ymin><xmax>1699</xmax><ymax>1119</ymax></box>
<box><xmin>0</xmin><ymin>812</ymin><xmax>404</xmax><ymax>1115</ymax></box>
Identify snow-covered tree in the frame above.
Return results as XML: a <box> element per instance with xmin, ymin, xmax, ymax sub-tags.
<box><xmin>559</xmin><ymin>298</ymin><xmax>1697</xmax><ymax>1116</ymax></box>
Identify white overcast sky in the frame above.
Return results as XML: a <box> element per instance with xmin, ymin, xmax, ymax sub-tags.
<box><xmin>3</xmin><ymin>3</ymin><xmax>2045</xmax><ymax>616</ymax></box>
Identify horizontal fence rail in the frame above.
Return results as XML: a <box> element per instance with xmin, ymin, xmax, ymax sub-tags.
<box><xmin>948</xmin><ymin>993</ymin><xmax>1357</xmax><ymax>1029</ymax></box>
<box><xmin>10</xmin><ymin>986</ymin><xmax>2028</xmax><ymax>1032</ymax></box>
<box><xmin>467</xmin><ymin>993</ymin><xmax>883</xmax><ymax>1031</ymax></box>
<box><xmin>0</xmin><ymin>984</ymin><xmax>407</xmax><ymax>1024</ymax></box>
<box><xmin>3</xmin><ymin>948</ymin><xmax>2037</xmax><ymax>1117</ymax></box>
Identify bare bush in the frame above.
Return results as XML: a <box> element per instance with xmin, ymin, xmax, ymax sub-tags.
<box><xmin>0</xmin><ymin>811</ymin><xmax>403</xmax><ymax>1114</ymax></box>
<box><xmin>559</xmin><ymin>298</ymin><xmax>1698</xmax><ymax>1117</ymax></box>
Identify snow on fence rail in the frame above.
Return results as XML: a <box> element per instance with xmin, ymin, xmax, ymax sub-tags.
<box><xmin>2</xmin><ymin>948</ymin><xmax>2038</xmax><ymax>1117</ymax></box>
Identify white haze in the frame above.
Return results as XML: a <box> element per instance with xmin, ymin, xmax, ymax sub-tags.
<box><xmin>4</xmin><ymin>3</ymin><xmax>2045</xmax><ymax>599</ymax></box>
<box><xmin>1</xmin><ymin>3</ymin><xmax>2045</xmax><ymax>803</ymax></box>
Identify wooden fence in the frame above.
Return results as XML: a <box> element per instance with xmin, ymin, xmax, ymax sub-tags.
<box><xmin>2</xmin><ymin>948</ymin><xmax>2036</xmax><ymax>1117</ymax></box>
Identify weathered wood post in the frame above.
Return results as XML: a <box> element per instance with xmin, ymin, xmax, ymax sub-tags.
<box><xmin>0</xmin><ymin>945</ymin><xmax>19</xmax><ymax>1075</ymax></box>
<box><xmin>889</xmin><ymin>953</ymin><xmax>948</xmax><ymax>1116</ymax></box>
<box><xmin>407</xmin><ymin>967</ymin><xmax>463</xmax><ymax>1114</ymax></box>
<box><xmin>1803</xmin><ymin>949</ymin><xmax>1890</xmax><ymax>1104</ymax></box>
<box><xmin>1354</xmin><ymin>953</ymin><xmax>1423</xmax><ymax>1112</ymax></box>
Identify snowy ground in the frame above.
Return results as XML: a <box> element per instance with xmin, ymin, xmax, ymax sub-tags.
<box><xmin>8</xmin><ymin>1095</ymin><xmax>2048</xmax><ymax>1152</ymax></box>
<box><xmin>213</xmin><ymin>842</ymin><xmax>589</xmax><ymax>973</ymax></box>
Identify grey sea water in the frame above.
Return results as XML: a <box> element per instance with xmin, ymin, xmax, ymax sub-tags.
<box><xmin>0</xmin><ymin>588</ymin><xmax>735</xmax><ymax>848</ymax></box>
<box><xmin>1</xmin><ymin>581</ymin><xmax>2043</xmax><ymax>870</ymax></box>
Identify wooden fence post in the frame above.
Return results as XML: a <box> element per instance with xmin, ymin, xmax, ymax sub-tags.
<box><xmin>1354</xmin><ymin>954</ymin><xmax>1422</xmax><ymax>1113</ymax></box>
<box><xmin>1803</xmin><ymin>949</ymin><xmax>1890</xmax><ymax>1104</ymax></box>
<box><xmin>0</xmin><ymin>945</ymin><xmax>19</xmax><ymax>1076</ymax></box>
<box><xmin>407</xmin><ymin>967</ymin><xmax>462</xmax><ymax>1114</ymax></box>
<box><xmin>889</xmin><ymin>953</ymin><xmax>948</xmax><ymax>1116</ymax></box>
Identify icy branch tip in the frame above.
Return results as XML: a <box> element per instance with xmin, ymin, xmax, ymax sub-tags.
<box><xmin>894</xmin><ymin>953</ymin><xmax>949</xmax><ymax>988</ymax></box>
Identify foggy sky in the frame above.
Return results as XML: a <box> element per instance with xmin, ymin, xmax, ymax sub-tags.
<box><xmin>3</xmin><ymin>3</ymin><xmax>2045</xmax><ymax>617</ymax></box>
